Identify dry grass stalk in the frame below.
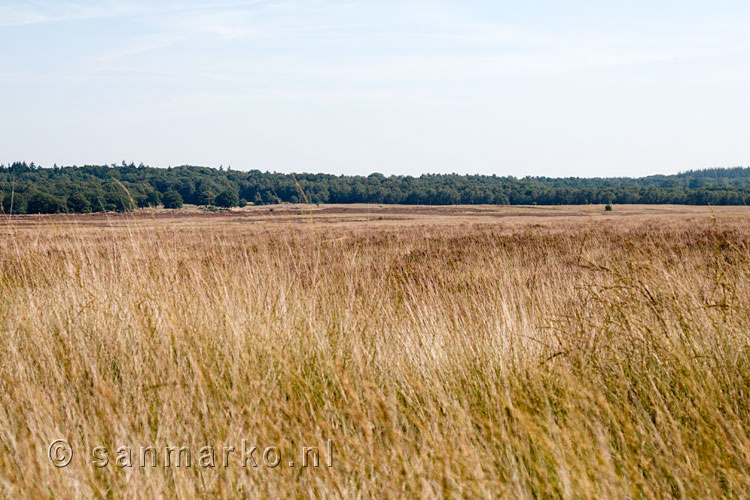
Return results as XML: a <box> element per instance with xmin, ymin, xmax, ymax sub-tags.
<box><xmin>0</xmin><ymin>209</ymin><xmax>749</xmax><ymax>498</ymax></box>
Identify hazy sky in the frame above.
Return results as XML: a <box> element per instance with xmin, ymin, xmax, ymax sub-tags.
<box><xmin>1</xmin><ymin>1</ymin><xmax>749</xmax><ymax>177</ymax></box>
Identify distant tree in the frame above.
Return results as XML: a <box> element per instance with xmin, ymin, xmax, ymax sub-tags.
<box><xmin>214</xmin><ymin>189</ymin><xmax>239</xmax><ymax>208</ymax></box>
<box><xmin>135</xmin><ymin>195</ymin><xmax>150</xmax><ymax>208</ymax></box>
<box><xmin>605</xmin><ymin>204</ymin><xmax>613</xmax><ymax>211</ymax></box>
<box><xmin>146</xmin><ymin>189</ymin><xmax>161</xmax><ymax>207</ymax></box>
<box><xmin>67</xmin><ymin>192</ymin><xmax>91</xmax><ymax>213</ymax></box>
<box><xmin>2</xmin><ymin>192</ymin><xmax>26</xmax><ymax>214</ymax></box>
<box><xmin>162</xmin><ymin>190</ymin><xmax>183</xmax><ymax>209</ymax></box>
<box><xmin>27</xmin><ymin>192</ymin><xmax>67</xmax><ymax>214</ymax></box>
<box><xmin>197</xmin><ymin>189</ymin><xmax>215</xmax><ymax>206</ymax></box>
<box><xmin>104</xmin><ymin>190</ymin><xmax>134</xmax><ymax>212</ymax></box>
<box><xmin>238</xmin><ymin>198</ymin><xmax>247</xmax><ymax>208</ymax></box>
<box><xmin>2</xmin><ymin>164</ymin><xmax>750</xmax><ymax>210</ymax></box>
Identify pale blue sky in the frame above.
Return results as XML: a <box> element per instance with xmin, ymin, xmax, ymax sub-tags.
<box><xmin>1</xmin><ymin>1</ymin><xmax>749</xmax><ymax>177</ymax></box>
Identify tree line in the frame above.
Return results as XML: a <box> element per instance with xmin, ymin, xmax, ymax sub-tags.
<box><xmin>1</xmin><ymin>162</ymin><xmax>749</xmax><ymax>214</ymax></box>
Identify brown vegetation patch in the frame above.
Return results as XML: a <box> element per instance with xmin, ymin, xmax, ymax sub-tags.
<box><xmin>1</xmin><ymin>206</ymin><xmax>749</xmax><ymax>498</ymax></box>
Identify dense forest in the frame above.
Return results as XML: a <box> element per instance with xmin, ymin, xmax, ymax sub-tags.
<box><xmin>1</xmin><ymin>162</ymin><xmax>749</xmax><ymax>214</ymax></box>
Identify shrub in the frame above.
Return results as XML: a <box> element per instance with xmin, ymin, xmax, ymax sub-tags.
<box><xmin>214</xmin><ymin>189</ymin><xmax>239</xmax><ymax>208</ymax></box>
<box><xmin>162</xmin><ymin>190</ymin><xmax>183</xmax><ymax>209</ymax></box>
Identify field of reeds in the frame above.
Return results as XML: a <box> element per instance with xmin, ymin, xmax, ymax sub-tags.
<box><xmin>1</xmin><ymin>206</ymin><xmax>749</xmax><ymax>499</ymax></box>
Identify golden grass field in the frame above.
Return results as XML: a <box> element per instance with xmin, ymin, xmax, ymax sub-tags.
<box><xmin>1</xmin><ymin>204</ymin><xmax>749</xmax><ymax>499</ymax></box>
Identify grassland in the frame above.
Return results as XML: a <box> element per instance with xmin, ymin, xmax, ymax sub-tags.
<box><xmin>1</xmin><ymin>205</ymin><xmax>749</xmax><ymax>499</ymax></box>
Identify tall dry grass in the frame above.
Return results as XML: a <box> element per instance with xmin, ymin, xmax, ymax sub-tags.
<box><xmin>0</xmin><ymin>213</ymin><xmax>749</xmax><ymax>498</ymax></box>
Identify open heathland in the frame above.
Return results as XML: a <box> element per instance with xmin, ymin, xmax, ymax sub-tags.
<box><xmin>1</xmin><ymin>205</ymin><xmax>749</xmax><ymax>498</ymax></box>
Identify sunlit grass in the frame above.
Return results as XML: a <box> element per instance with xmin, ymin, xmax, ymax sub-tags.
<box><xmin>1</xmin><ymin>211</ymin><xmax>749</xmax><ymax>498</ymax></box>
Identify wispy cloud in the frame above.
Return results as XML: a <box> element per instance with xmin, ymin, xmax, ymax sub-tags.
<box><xmin>5</xmin><ymin>0</ymin><xmax>748</xmax><ymax>101</ymax></box>
<box><xmin>0</xmin><ymin>0</ymin><xmax>273</xmax><ymax>28</ymax></box>
<box><xmin>0</xmin><ymin>1</ymin><xmax>150</xmax><ymax>27</ymax></box>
